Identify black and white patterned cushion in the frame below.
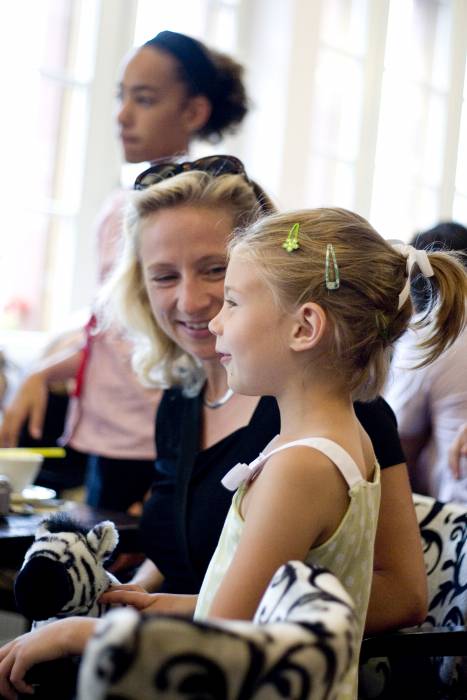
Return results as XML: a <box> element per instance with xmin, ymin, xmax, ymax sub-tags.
<box><xmin>77</xmin><ymin>561</ymin><xmax>358</xmax><ymax>700</ymax></box>
<box><xmin>414</xmin><ymin>494</ymin><xmax>467</xmax><ymax>694</ymax></box>
<box><xmin>359</xmin><ymin>493</ymin><xmax>467</xmax><ymax>699</ymax></box>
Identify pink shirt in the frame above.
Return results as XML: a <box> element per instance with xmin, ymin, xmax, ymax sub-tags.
<box><xmin>66</xmin><ymin>190</ymin><xmax>161</xmax><ymax>459</ymax></box>
<box><xmin>385</xmin><ymin>326</ymin><xmax>467</xmax><ymax>503</ymax></box>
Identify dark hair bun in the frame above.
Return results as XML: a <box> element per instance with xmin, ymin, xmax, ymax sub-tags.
<box><xmin>197</xmin><ymin>48</ymin><xmax>249</xmax><ymax>143</ymax></box>
<box><xmin>145</xmin><ymin>31</ymin><xmax>249</xmax><ymax>143</ymax></box>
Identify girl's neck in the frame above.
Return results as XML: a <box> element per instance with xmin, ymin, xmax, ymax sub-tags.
<box><xmin>200</xmin><ymin>359</ymin><xmax>260</xmax><ymax>451</ymax></box>
<box><xmin>275</xmin><ymin>379</ymin><xmax>354</xmax><ymax>443</ymax></box>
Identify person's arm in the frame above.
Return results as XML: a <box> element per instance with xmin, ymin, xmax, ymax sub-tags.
<box><xmin>356</xmin><ymin>397</ymin><xmax>429</xmax><ymax>633</ymax></box>
<box><xmin>208</xmin><ymin>448</ymin><xmax>348</xmax><ymax>620</ymax></box>
<box><xmin>104</xmin><ymin>449</ymin><xmax>343</xmax><ymax>621</ymax></box>
<box><xmin>365</xmin><ymin>462</ymin><xmax>428</xmax><ymax>634</ymax></box>
<box><xmin>0</xmin><ymin>617</ymin><xmax>96</xmax><ymax>700</ymax></box>
<box><xmin>383</xmin><ymin>338</ymin><xmax>431</xmax><ymax>475</ymax></box>
<box><xmin>99</xmin><ymin>585</ymin><xmax>197</xmax><ymax>616</ymax></box>
<box><xmin>448</xmin><ymin>423</ymin><xmax>467</xmax><ymax>479</ymax></box>
<box><xmin>399</xmin><ymin>432</ymin><xmax>430</xmax><ymax>475</ymax></box>
<box><xmin>0</xmin><ymin>348</ymin><xmax>83</xmax><ymax>446</ymax></box>
<box><xmin>129</xmin><ymin>557</ymin><xmax>165</xmax><ymax>591</ymax></box>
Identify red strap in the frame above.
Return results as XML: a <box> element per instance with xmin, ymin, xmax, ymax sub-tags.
<box><xmin>73</xmin><ymin>314</ymin><xmax>97</xmax><ymax>398</ymax></box>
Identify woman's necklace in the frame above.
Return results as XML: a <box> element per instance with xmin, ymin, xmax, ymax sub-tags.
<box><xmin>203</xmin><ymin>387</ymin><xmax>235</xmax><ymax>409</ymax></box>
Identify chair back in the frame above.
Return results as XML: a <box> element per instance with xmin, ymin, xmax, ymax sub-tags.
<box><xmin>77</xmin><ymin>561</ymin><xmax>359</xmax><ymax>700</ymax></box>
<box><xmin>414</xmin><ymin>493</ymin><xmax>467</xmax><ymax>692</ymax></box>
<box><xmin>360</xmin><ymin>493</ymin><xmax>467</xmax><ymax>699</ymax></box>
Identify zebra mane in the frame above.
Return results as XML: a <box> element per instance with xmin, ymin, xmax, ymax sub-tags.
<box><xmin>40</xmin><ymin>512</ymin><xmax>89</xmax><ymax>536</ymax></box>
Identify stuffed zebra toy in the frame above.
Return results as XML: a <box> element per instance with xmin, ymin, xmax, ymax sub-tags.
<box><xmin>14</xmin><ymin>512</ymin><xmax>120</xmax><ymax>628</ymax></box>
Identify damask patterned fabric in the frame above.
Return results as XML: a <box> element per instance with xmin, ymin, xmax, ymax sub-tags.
<box><xmin>77</xmin><ymin>561</ymin><xmax>359</xmax><ymax>700</ymax></box>
<box><xmin>359</xmin><ymin>493</ymin><xmax>467</xmax><ymax>699</ymax></box>
<box><xmin>414</xmin><ymin>494</ymin><xmax>467</xmax><ymax>694</ymax></box>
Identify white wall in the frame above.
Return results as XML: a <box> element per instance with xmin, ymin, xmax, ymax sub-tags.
<box><xmin>69</xmin><ymin>0</ymin><xmax>138</xmax><ymax>312</ymax></box>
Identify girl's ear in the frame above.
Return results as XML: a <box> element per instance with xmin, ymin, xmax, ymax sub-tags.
<box><xmin>289</xmin><ymin>302</ymin><xmax>327</xmax><ymax>352</ymax></box>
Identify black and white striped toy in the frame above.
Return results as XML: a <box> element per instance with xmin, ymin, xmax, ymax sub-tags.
<box><xmin>14</xmin><ymin>512</ymin><xmax>119</xmax><ymax>627</ymax></box>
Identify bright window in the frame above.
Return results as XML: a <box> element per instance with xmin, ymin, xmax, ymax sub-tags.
<box><xmin>370</xmin><ymin>0</ymin><xmax>461</xmax><ymax>237</ymax></box>
<box><xmin>453</xmin><ymin>57</ymin><xmax>467</xmax><ymax>221</ymax></box>
<box><xmin>0</xmin><ymin>0</ymin><xmax>99</xmax><ymax>331</ymax></box>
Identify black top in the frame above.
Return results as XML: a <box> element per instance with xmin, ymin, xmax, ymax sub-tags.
<box><xmin>140</xmin><ymin>391</ymin><xmax>405</xmax><ymax>594</ymax></box>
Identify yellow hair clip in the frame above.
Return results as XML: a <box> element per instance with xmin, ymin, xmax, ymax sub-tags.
<box><xmin>282</xmin><ymin>223</ymin><xmax>300</xmax><ymax>253</ymax></box>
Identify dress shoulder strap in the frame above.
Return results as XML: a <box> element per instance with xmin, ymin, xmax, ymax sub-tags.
<box><xmin>263</xmin><ymin>437</ymin><xmax>364</xmax><ymax>488</ymax></box>
<box><xmin>221</xmin><ymin>436</ymin><xmax>365</xmax><ymax>492</ymax></box>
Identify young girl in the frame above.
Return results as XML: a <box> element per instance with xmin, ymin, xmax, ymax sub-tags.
<box><xmin>195</xmin><ymin>208</ymin><xmax>466</xmax><ymax>696</ymax></box>
<box><xmin>131</xmin><ymin>207</ymin><xmax>463</xmax><ymax>696</ymax></box>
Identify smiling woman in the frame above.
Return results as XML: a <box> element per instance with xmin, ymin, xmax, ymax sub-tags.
<box><xmin>103</xmin><ymin>168</ymin><xmax>269</xmax><ymax>395</ymax></box>
<box><xmin>140</xmin><ymin>205</ymin><xmax>232</xmax><ymax>364</ymax></box>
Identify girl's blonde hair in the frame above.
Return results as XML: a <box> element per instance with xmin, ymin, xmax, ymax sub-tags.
<box><xmin>230</xmin><ymin>208</ymin><xmax>467</xmax><ymax>401</ymax></box>
<box><xmin>100</xmin><ymin>170</ymin><xmax>273</xmax><ymax>392</ymax></box>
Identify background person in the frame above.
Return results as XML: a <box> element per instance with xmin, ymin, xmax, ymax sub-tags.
<box><xmin>0</xmin><ymin>30</ymin><xmax>249</xmax><ymax>512</ymax></box>
<box><xmin>449</xmin><ymin>422</ymin><xmax>467</xmax><ymax>480</ymax></box>
<box><xmin>385</xmin><ymin>221</ymin><xmax>467</xmax><ymax>503</ymax></box>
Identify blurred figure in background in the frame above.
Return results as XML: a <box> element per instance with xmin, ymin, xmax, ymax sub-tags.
<box><xmin>0</xmin><ymin>30</ymin><xmax>249</xmax><ymax>511</ymax></box>
<box><xmin>385</xmin><ymin>221</ymin><xmax>467</xmax><ymax>503</ymax></box>
<box><xmin>449</xmin><ymin>422</ymin><xmax>467</xmax><ymax>480</ymax></box>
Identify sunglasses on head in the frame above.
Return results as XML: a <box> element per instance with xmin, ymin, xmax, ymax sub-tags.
<box><xmin>134</xmin><ymin>155</ymin><xmax>248</xmax><ymax>190</ymax></box>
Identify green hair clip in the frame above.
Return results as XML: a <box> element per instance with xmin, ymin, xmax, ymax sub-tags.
<box><xmin>282</xmin><ymin>223</ymin><xmax>300</xmax><ymax>252</ymax></box>
<box><xmin>325</xmin><ymin>244</ymin><xmax>340</xmax><ymax>290</ymax></box>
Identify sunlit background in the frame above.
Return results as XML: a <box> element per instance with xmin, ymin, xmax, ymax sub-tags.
<box><xmin>0</xmin><ymin>0</ymin><xmax>465</xmax><ymax>333</ymax></box>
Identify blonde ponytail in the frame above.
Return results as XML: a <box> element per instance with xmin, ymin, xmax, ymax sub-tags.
<box><xmin>410</xmin><ymin>250</ymin><xmax>467</xmax><ymax>366</ymax></box>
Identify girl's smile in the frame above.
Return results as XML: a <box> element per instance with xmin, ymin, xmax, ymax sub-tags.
<box><xmin>209</xmin><ymin>254</ymin><xmax>292</xmax><ymax>397</ymax></box>
<box><xmin>217</xmin><ymin>352</ymin><xmax>232</xmax><ymax>365</ymax></box>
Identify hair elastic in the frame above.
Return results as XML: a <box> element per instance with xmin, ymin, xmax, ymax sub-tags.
<box><xmin>389</xmin><ymin>241</ymin><xmax>434</xmax><ymax>309</ymax></box>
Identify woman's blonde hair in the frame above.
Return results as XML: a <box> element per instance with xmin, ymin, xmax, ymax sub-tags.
<box><xmin>100</xmin><ymin>170</ymin><xmax>274</xmax><ymax>392</ymax></box>
<box><xmin>230</xmin><ymin>208</ymin><xmax>467</xmax><ymax>401</ymax></box>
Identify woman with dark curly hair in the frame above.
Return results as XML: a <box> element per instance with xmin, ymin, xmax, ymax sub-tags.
<box><xmin>0</xmin><ymin>30</ymin><xmax>250</xmax><ymax>512</ymax></box>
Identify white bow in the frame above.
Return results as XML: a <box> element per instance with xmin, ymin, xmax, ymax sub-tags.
<box><xmin>389</xmin><ymin>241</ymin><xmax>434</xmax><ymax>309</ymax></box>
<box><xmin>221</xmin><ymin>453</ymin><xmax>265</xmax><ymax>491</ymax></box>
